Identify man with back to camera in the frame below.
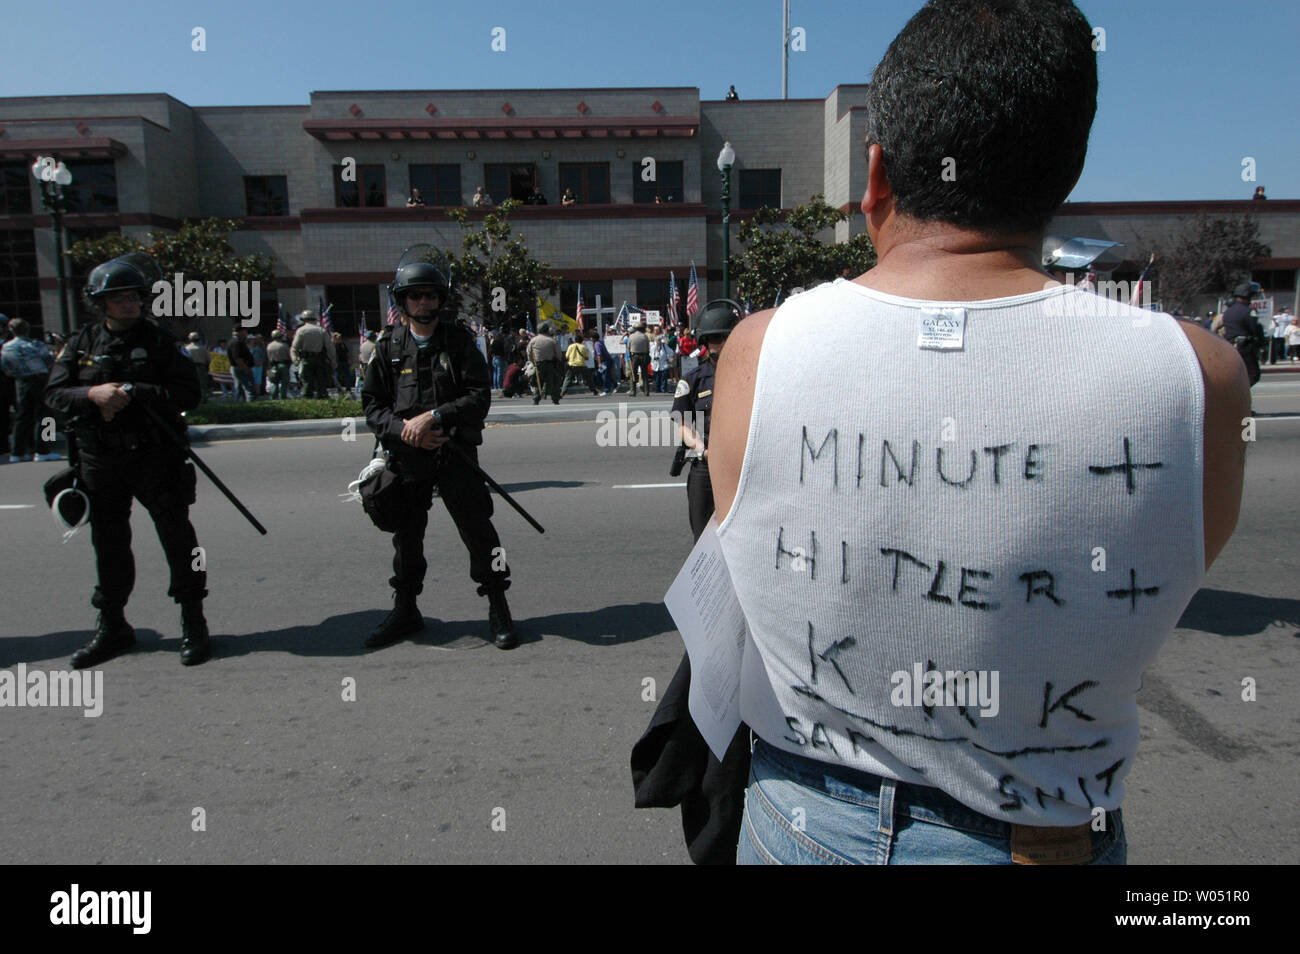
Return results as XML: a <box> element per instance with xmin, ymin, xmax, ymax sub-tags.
<box><xmin>360</xmin><ymin>250</ymin><xmax>516</xmax><ymax>650</ymax></box>
<box><xmin>705</xmin><ymin>0</ymin><xmax>1249</xmax><ymax>864</ymax></box>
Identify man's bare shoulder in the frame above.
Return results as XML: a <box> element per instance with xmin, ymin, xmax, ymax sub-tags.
<box><xmin>1175</xmin><ymin>319</ymin><xmax>1250</xmax><ymax>406</ymax></box>
<box><xmin>709</xmin><ymin>308</ymin><xmax>777</xmax><ymax>523</ymax></box>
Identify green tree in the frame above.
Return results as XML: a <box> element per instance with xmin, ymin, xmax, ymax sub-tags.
<box><xmin>445</xmin><ymin>199</ymin><xmax>559</xmax><ymax>330</ymax></box>
<box><xmin>65</xmin><ymin>217</ymin><xmax>275</xmax><ymax>283</ymax></box>
<box><xmin>732</xmin><ymin>194</ymin><xmax>876</xmax><ymax>309</ymax></box>
<box><xmin>1135</xmin><ymin>215</ymin><xmax>1271</xmax><ymax>311</ymax></box>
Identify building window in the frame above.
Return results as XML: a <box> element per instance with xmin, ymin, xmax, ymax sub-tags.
<box><xmin>409</xmin><ymin>164</ymin><xmax>462</xmax><ymax>206</ymax></box>
<box><xmin>484</xmin><ymin>164</ymin><xmax>537</xmax><ymax>204</ymax></box>
<box><xmin>1251</xmin><ymin>269</ymin><xmax>1293</xmax><ymax>291</ymax></box>
<box><xmin>633</xmin><ymin>161</ymin><xmax>684</xmax><ymax>203</ymax></box>
<box><xmin>244</xmin><ymin>176</ymin><xmax>289</xmax><ymax>216</ymax></box>
<box><xmin>559</xmin><ymin>163</ymin><xmax>610</xmax><ymax>205</ymax></box>
<box><xmin>333</xmin><ymin>164</ymin><xmax>386</xmax><ymax>208</ymax></box>
<box><xmin>738</xmin><ymin>169</ymin><xmax>781</xmax><ymax>210</ymax></box>
<box><xmin>559</xmin><ymin>280</ymin><xmax>613</xmax><ymax>328</ymax></box>
<box><xmin>0</xmin><ymin>163</ymin><xmax>34</xmax><ymax>214</ymax></box>
<box><xmin>635</xmin><ymin>278</ymin><xmax>671</xmax><ymax>315</ymax></box>
<box><xmin>324</xmin><ymin>284</ymin><xmax>382</xmax><ymax>340</ymax></box>
<box><xmin>61</xmin><ymin>160</ymin><xmax>118</xmax><ymax>213</ymax></box>
<box><xmin>0</xmin><ymin>229</ymin><xmax>39</xmax><ymax>329</ymax></box>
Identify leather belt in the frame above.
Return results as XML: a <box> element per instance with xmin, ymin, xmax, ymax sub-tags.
<box><xmin>1010</xmin><ymin>822</ymin><xmax>1094</xmax><ymax>865</ymax></box>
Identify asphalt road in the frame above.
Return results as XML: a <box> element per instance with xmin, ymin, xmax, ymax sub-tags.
<box><xmin>0</xmin><ymin>382</ymin><xmax>1296</xmax><ymax>864</ymax></box>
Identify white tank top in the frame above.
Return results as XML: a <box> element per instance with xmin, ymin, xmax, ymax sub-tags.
<box><xmin>717</xmin><ymin>279</ymin><xmax>1206</xmax><ymax>826</ymax></box>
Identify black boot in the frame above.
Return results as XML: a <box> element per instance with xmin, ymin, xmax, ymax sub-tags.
<box><xmin>70</xmin><ymin>609</ymin><xmax>136</xmax><ymax>669</ymax></box>
<box><xmin>365</xmin><ymin>590</ymin><xmax>424</xmax><ymax>649</ymax></box>
<box><xmin>488</xmin><ymin>591</ymin><xmax>518</xmax><ymax>650</ymax></box>
<box><xmin>179</xmin><ymin>601</ymin><xmax>211</xmax><ymax>666</ymax></box>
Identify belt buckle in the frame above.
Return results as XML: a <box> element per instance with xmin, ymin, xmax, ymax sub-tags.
<box><xmin>1010</xmin><ymin>822</ymin><xmax>1094</xmax><ymax>865</ymax></box>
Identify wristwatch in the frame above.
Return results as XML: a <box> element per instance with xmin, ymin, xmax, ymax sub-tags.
<box><xmin>120</xmin><ymin>383</ymin><xmax>134</xmax><ymax>395</ymax></box>
<box><xmin>430</xmin><ymin>409</ymin><xmax>442</xmax><ymax>425</ymax></box>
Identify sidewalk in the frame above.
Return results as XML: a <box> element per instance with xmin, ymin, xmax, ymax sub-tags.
<box><xmin>187</xmin><ymin>389</ymin><xmax>674</xmax><ymax>443</ymax></box>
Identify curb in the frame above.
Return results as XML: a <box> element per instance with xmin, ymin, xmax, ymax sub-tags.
<box><xmin>185</xmin><ymin>393</ymin><xmax>677</xmax><ymax>443</ymax></box>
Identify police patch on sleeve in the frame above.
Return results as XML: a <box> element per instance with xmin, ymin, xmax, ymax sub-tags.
<box><xmin>674</xmin><ymin>379</ymin><xmax>691</xmax><ymax>398</ymax></box>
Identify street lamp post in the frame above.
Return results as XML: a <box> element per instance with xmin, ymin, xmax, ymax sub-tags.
<box><xmin>31</xmin><ymin>156</ymin><xmax>75</xmax><ymax>336</ymax></box>
<box><xmin>717</xmin><ymin>141</ymin><xmax>736</xmax><ymax>300</ymax></box>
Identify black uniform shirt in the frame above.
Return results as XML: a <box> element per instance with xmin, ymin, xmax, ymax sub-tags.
<box><xmin>45</xmin><ymin>317</ymin><xmax>200</xmax><ymax>441</ymax></box>
<box><xmin>362</xmin><ymin>320</ymin><xmax>491</xmax><ymax>452</ymax></box>
<box><xmin>672</xmin><ymin>357</ymin><xmax>716</xmax><ymax>448</ymax></box>
<box><xmin>1221</xmin><ymin>301</ymin><xmax>1262</xmax><ymax>342</ymax></box>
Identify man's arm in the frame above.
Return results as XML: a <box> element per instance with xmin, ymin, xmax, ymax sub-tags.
<box><xmin>130</xmin><ymin>332</ymin><xmax>202</xmax><ymax>411</ymax></box>
<box><xmin>361</xmin><ymin>345</ymin><xmax>405</xmax><ymax>442</ymax></box>
<box><xmin>1177</xmin><ymin>322</ymin><xmax>1250</xmax><ymax>569</ymax></box>
<box><xmin>708</xmin><ymin>309</ymin><xmax>776</xmax><ymax>523</ymax></box>
<box><xmin>434</xmin><ymin>331</ymin><xmax>491</xmax><ymax>428</ymax></box>
<box><xmin>43</xmin><ymin>331</ymin><xmax>95</xmax><ymax>415</ymax></box>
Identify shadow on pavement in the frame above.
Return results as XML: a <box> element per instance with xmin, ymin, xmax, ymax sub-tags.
<box><xmin>1176</xmin><ymin>588</ymin><xmax>1300</xmax><ymax>638</ymax></box>
<box><xmin>496</xmin><ymin>480</ymin><xmax>597</xmax><ymax>493</ymax></box>
<box><xmin>3</xmin><ymin>600</ymin><xmax>677</xmax><ymax>666</ymax></box>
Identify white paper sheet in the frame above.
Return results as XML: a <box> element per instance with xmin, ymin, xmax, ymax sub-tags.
<box><xmin>663</xmin><ymin>517</ymin><xmax>785</xmax><ymax>760</ymax></box>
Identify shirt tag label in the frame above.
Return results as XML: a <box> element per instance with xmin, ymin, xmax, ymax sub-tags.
<box><xmin>917</xmin><ymin>308</ymin><xmax>966</xmax><ymax>350</ymax></box>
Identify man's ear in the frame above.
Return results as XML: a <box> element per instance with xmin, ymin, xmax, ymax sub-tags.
<box><xmin>861</xmin><ymin>142</ymin><xmax>892</xmax><ymax>219</ymax></box>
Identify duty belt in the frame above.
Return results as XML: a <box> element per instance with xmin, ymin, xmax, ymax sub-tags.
<box><xmin>78</xmin><ymin>429</ymin><xmax>164</xmax><ymax>453</ymax></box>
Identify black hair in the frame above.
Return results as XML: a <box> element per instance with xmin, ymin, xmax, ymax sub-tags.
<box><xmin>864</xmin><ymin>0</ymin><xmax>1098</xmax><ymax>234</ymax></box>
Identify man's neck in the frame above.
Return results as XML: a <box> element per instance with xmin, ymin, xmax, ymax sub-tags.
<box><xmin>859</xmin><ymin>219</ymin><xmax>1055</xmax><ymax>301</ymax></box>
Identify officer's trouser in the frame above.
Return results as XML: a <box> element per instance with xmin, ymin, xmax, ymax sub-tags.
<box><xmin>687</xmin><ymin>460</ymin><xmax>714</xmax><ymax>542</ymax></box>
<box><xmin>540</xmin><ymin>359</ymin><xmax>564</xmax><ymax>401</ymax></box>
<box><xmin>78</xmin><ymin>446</ymin><xmax>207</xmax><ymax>609</ymax></box>
<box><xmin>631</xmin><ymin>354</ymin><xmax>651</xmax><ymax>395</ymax></box>
<box><xmin>1234</xmin><ymin>337</ymin><xmax>1261</xmax><ymax>386</ymax></box>
<box><xmin>389</xmin><ymin>443</ymin><xmax>511</xmax><ymax>597</ymax></box>
<box><xmin>301</xmin><ymin>353</ymin><xmax>328</xmax><ymax>397</ymax></box>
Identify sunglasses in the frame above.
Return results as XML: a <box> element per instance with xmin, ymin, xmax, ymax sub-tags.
<box><xmin>406</xmin><ymin>291</ymin><xmax>441</xmax><ymax>302</ymax></box>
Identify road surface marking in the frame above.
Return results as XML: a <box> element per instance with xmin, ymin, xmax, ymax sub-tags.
<box><xmin>612</xmin><ymin>483</ymin><xmax>687</xmax><ymax>489</ymax></box>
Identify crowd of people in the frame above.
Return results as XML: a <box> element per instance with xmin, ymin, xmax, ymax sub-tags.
<box><xmin>487</xmin><ymin>320</ymin><xmax>701</xmax><ymax>403</ymax></box>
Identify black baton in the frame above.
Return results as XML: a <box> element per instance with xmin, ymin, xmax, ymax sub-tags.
<box><xmin>136</xmin><ymin>401</ymin><xmax>268</xmax><ymax>535</ymax></box>
<box><xmin>441</xmin><ymin>439</ymin><xmax>545</xmax><ymax>534</ymax></box>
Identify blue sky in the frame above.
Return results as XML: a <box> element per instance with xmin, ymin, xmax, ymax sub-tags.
<box><xmin>2</xmin><ymin>0</ymin><xmax>1293</xmax><ymax>201</ymax></box>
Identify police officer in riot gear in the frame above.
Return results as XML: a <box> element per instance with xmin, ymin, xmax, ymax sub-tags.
<box><xmin>1221</xmin><ymin>281</ymin><xmax>1265</xmax><ymax>389</ymax></box>
<box><xmin>361</xmin><ymin>246</ymin><xmax>517</xmax><ymax>650</ymax></box>
<box><xmin>44</xmin><ymin>253</ymin><xmax>212</xmax><ymax>667</ymax></box>
<box><xmin>672</xmin><ymin>299</ymin><xmax>744</xmax><ymax>540</ymax></box>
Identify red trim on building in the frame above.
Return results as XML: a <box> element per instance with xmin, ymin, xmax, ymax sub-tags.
<box><xmin>0</xmin><ymin>137</ymin><xmax>128</xmax><ymax>160</ymax></box>
<box><xmin>1056</xmin><ymin>200</ymin><xmax>1300</xmax><ymax>215</ymax></box>
<box><xmin>299</xmin><ymin>203</ymin><xmax>709</xmax><ymax>223</ymax></box>
<box><xmin>302</xmin><ymin>115</ymin><xmax>699</xmax><ymax>141</ymax></box>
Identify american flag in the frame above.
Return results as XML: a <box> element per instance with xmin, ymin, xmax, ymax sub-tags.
<box><xmin>575</xmin><ymin>282</ymin><xmax>584</xmax><ymax>332</ymax></box>
<box><xmin>275</xmin><ymin>305</ymin><xmax>287</xmax><ymax>338</ymax></box>
<box><xmin>1130</xmin><ymin>254</ymin><xmax>1155</xmax><ymax>308</ymax></box>
<box><xmin>358</xmin><ymin>310</ymin><xmax>366</xmax><ymax>349</ymax></box>
<box><xmin>667</xmin><ymin>272</ymin><xmax>680</xmax><ymax>328</ymax></box>
<box><xmin>686</xmin><ymin>262</ymin><xmax>700</xmax><ymax>318</ymax></box>
<box><xmin>319</xmin><ymin>298</ymin><xmax>334</xmax><ymax>336</ymax></box>
<box><xmin>386</xmin><ymin>290</ymin><xmax>401</xmax><ymax>326</ymax></box>
<box><xmin>615</xmin><ymin>301</ymin><xmax>644</xmax><ymax>333</ymax></box>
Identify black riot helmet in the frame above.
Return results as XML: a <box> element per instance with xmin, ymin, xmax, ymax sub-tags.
<box><xmin>390</xmin><ymin>244</ymin><xmax>451</xmax><ymax>316</ymax></box>
<box><xmin>693</xmin><ymin>299</ymin><xmax>744</xmax><ymax>341</ymax></box>
<box><xmin>85</xmin><ymin>253</ymin><xmax>161</xmax><ymax>302</ymax></box>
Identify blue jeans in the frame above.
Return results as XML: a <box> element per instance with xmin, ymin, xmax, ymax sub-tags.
<box><xmin>738</xmin><ymin>738</ymin><xmax>1127</xmax><ymax>865</ymax></box>
<box><xmin>492</xmin><ymin>356</ymin><xmax>506</xmax><ymax>389</ymax></box>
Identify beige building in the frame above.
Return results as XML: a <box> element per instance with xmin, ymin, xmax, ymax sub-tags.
<box><xmin>2</xmin><ymin>85</ymin><xmax>1296</xmax><ymax>339</ymax></box>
